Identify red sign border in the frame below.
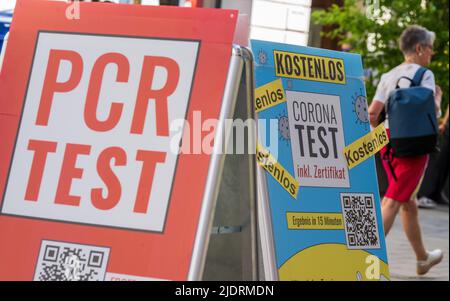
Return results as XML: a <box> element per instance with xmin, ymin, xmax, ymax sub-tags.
<box><xmin>0</xmin><ymin>0</ymin><xmax>237</xmax><ymax>281</ymax></box>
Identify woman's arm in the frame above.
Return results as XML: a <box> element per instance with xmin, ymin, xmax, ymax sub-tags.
<box><xmin>368</xmin><ymin>100</ymin><xmax>385</xmax><ymax>128</ymax></box>
<box><xmin>435</xmin><ymin>85</ymin><xmax>443</xmax><ymax>117</ymax></box>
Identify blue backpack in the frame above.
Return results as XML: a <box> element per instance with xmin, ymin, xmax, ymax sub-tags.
<box><xmin>386</xmin><ymin>67</ymin><xmax>438</xmax><ymax>158</ymax></box>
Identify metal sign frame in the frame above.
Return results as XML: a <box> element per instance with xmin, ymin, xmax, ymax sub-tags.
<box><xmin>189</xmin><ymin>45</ymin><xmax>261</xmax><ymax>281</ymax></box>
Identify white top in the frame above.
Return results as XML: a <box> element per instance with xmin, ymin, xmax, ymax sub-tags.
<box><xmin>373</xmin><ymin>63</ymin><xmax>440</xmax><ymax>128</ymax></box>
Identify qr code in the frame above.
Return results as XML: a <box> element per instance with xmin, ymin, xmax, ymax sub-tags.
<box><xmin>340</xmin><ymin>193</ymin><xmax>380</xmax><ymax>249</ymax></box>
<box><xmin>34</xmin><ymin>240</ymin><xmax>110</xmax><ymax>281</ymax></box>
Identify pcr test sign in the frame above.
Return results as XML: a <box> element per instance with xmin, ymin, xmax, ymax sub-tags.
<box><xmin>2</xmin><ymin>32</ymin><xmax>198</xmax><ymax>232</ymax></box>
<box><xmin>0</xmin><ymin>0</ymin><xmax>237</xmax><ymax>281</ymax></box>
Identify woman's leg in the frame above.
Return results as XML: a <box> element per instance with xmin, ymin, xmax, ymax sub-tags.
<box><xmin>400</xmin><ymin>199</ymin><xmax>428</xmax><ymax>261</ymax></box>
<box><xmin>382</xmin><ymin>197</ymin><xmax>401</xmax><ymax>236</ymax></box>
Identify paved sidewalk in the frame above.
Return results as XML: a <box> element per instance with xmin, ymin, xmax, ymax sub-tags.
<box><xmin>386</xmin><ymin>204</ymin><xmax>449</xmax><ymax>281</ymax></box>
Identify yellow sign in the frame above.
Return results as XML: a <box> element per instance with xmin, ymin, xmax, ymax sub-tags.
<box><xmin>256</xmin><ymin>143</ymin><xmax>299</xmax><ymax>199</ymax></box>
<box><xmin>279</xmin><ymin>244</ymin><xmax>390</xmax><ymax>281</ymax></box>
<box><xmin>343</xmin><ymin>124</ymin><xmax>389</xmax><ymax>169</ymax></box>
<box><xmin>254</xmin><ymin>79</ymin><xmax>286</xmax><ymax>112</ymax></box>
<box><xmin>286</xmin><ymin>212</ymin><xmax>344</xmax><ymax>230</ymax></box>
<box><xmin>274</xmin><ymin>50</ymin><xmax>346</xmax><ymax>84</ymax></box>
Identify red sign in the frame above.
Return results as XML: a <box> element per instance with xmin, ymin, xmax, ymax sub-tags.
<box><xmin>0</xmin><ymin>0</ymin><xmax>236</xmax><ymax>280</ymax></box>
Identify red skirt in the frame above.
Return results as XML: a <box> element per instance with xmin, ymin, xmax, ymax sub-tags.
<box><xmin>380</xmin><ymin>131</ymin><xmax>429</xmax><ymax>203</ymax></box>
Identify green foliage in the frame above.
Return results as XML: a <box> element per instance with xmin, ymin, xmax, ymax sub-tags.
<box><xmin>312</xmin><ymin>0</ymin><xmax>449</xmax><ymax>113</ymax></box>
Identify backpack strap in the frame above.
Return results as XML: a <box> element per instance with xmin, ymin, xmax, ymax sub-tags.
<box><xmin>395</xmin><ymin>76</ymin><xmax>413</xmax><ymax>89</ymax></box>
<box><xmin>381</xmin><ymin>144</ymin><xmax>398</xmax><ymax>182</ymax></box>
<box><xmin>411</xmin><ymin>67</ymin><xmax>428</xmax><ymax>87</ymax></box>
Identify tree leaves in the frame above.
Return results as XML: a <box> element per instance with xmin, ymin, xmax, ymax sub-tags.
<box><xmin>312</xmin><ymin>0</ymin><xmax>449</xmax><ymax>113</ymax></box>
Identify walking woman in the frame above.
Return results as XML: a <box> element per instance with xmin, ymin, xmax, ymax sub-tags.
<box><xmin>368</xmin><ymin>25</ymin><xmax>444</xmax><ymax>276</ymax></box>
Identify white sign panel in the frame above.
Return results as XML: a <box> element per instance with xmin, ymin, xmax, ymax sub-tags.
<box><xmin>1</xmin><ymin>32</ymin><xmax>199</xmax><ymax>232</ymax></box>
<box><xmin>286</xmin><ymin>90</ymin><xmax>350</xmax><ymax>188</ymax></box>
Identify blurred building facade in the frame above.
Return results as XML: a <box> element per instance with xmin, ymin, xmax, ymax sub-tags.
<box><xmin>110</xmin><ymin>0</ymin><xmax>342</xmax><ymax>49</ymax></box>
<box><xmin>1</xmin><ymin>0</ymin><xmax>343</xmax><ymax>63</ymax></box>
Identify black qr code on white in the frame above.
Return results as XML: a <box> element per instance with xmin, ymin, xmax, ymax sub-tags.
<box><xmin>340</xmin><ymin>193</ymin><xmax>380</xmax><ymax>250</ymax></box>
<box><xmin>34</xmin><ymin>240</ymin><xmax>110</xmax><ymax>281</ymax></box>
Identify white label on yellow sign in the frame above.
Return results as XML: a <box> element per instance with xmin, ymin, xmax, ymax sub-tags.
<box><xmin>343</xmin><ymin>124</ymin><xmax>389</xmax><ymax>169</ymax></box>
